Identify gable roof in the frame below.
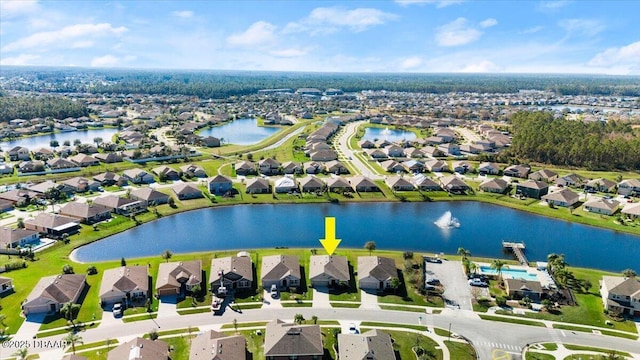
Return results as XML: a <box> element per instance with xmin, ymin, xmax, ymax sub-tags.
<box><xmin>480</xmin><ymin>178</ymin><xmax>508</xmax><ymax>191</ymax></box>
<box><xmin>130</xmin><ymin>187</ymin><xmax>170</xmax><ymax>202</ymax></box>
<box><xmin>99</xmin><ymin>266</ymin><xmax>148</xmax><ymax>298</ymax></box>
<box><xmin>190</xmin><ymin>330</ymin><xmax>247</xmax><ymax>360</ymax></box>
<box><xmin>542</xmin><ymin>188</ymin><xmax>579</xmax><ymax>203</ymax></box>
<box><xmin>209</xmin><ymin>174</ymin><xmax>233</xmax><ymax>184</ymax></box>
<box><xmin>338</xmin><ymin>329</ymin><xmax>394</xmax><ymax>360</ymax></box>
<box><xmin>59</xmin><ymin>202</ymin><xmax>111</xmax><ymax>218</ymax></box>
<box><xmin>24</xmin><ymin>274</ymin><xmax>86</xmax><ymax>306</ymax></box>
<box><xmin>261</xmin><ymin>255</ymin><xmax>300</xmax><ymax>282</ymax></box>
<box><xmin>602</xmin><ymin>276</ymin><xmax>640</xmax><ymax>297</ymax></box>
<box><xmin>24</xmin><ymin>213</ymin><xmax>79</xmax><ymax>231</ymax></box>
<box><xmin>157</xmin><ymin>260</ymin><xmax>202</xmax><ymax>290</ymax></box>
<box><xmin>264</xmin><ymin>320</ymin><xmax>323</xmax><ymax>357</ymax></box>
<box><xmin>172</xmin><ymin>182</ymin><xmax>202</xmax><ymax>196</ymax></box>
<box><xmin>358</xmin><ymin>256</ymin><xmax>396</xmax><ymax>282</ymax></box>
<box><xmin>210</xmin><ymin>256</ymin><xmax>253</xmax><ymax>284</ymax></box>
<box><xmin>93</xmin><ymin>194</ymin><xmax>141</xmax><ymax>209</ymax></box>
<box><xmin>518</xmin><ymin>179</ymin><xmax>548</xmax><ymax>190</ymax></box>
<box><xmin>309</xmin><ymin>255</ymin><xmax>349</xmax><ymax>282</ymax></box>
<box><xmin>107</xmin><ymin>337</ymin><xmax>168</xmax><ymax>360</ymax></box>
<box><xmin>505</xmin><ymin>278</ymin><xmax>543</xmax><ymax>294</ymax></box>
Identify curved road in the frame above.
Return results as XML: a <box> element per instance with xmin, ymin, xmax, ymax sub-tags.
<box><xmin>8</xmin><ymin>306</ymin><xmax>639</xmax><ymax>360</ymax></box>
<box><xmin>335</xmin><ymin>120</ymin><xmax>383</xmax><ymax>179</ymax></box>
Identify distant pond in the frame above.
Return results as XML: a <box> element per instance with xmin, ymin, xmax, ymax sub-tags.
<box><xmin>362</xmin><ymin>127</ymin><xmax>417</xmax><ymax>142</ymax></box>
<box><xmin>71</xmin><ymin>202</ymin><xmax>640</xmax><ymax>272</ymax></box>
<box><xmin>197</xmin><ymin>118</ymin><xmax>280</xmax><ymax>145</ymax></box>
<box><xmin>1</xmin><ymin>128</ymin><xmax>119</xmax><ymax>150</ymax></box>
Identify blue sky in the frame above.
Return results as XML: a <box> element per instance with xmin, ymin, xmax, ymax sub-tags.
<box><xmin>1</xmin><ymin>0</ymin><xmax>638</xmax><ymax>74</ymax></box>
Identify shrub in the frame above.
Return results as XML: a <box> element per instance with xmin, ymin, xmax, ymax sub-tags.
<box><xmin>496</xmin><ymin>296</ymin><xmax>507</xmax><ymax>307</ymax></box>
<box><xmin>87</xmin><ymin>266</ymin><xmax>98</xmax><ymax>275</ymax></box>
<box><xmin>148</xmin><ymin>329</ymin><xmax>159</xmax><ymax>340</ymax></box>
<box><xmin>62</xmin><ymin>264</ymin><xmax>75</xmax><ymax>274</ymax></box>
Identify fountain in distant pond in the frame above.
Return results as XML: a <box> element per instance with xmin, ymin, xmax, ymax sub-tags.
<box><xmin>380</xmin><ymin>127</ymin><xmax>391</xmax><ymax>136</ymax></box>
<box><xmin>434</xmin><ymin>211</ymin><xmax>460</xmax><ymax>229</ymax></box>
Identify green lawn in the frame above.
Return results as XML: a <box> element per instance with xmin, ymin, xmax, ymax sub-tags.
<box><xmin>526</xmin><ymin>352</ymin><xmax>556</xmax><ymax>360</ymax></box>
<box><xmin>445</xmin><ymin>340</ymin><xmax>478</xmax><ymax>360</ymax></box>
<box><xmin>478</xmin><ymin>314</ymin><xmax>546</xmax><ymax>327</ymax></box>
<box><xmin>164</xmin><ymin>335</ymin><xmax>193</xmax><ymax>360</ymax></box>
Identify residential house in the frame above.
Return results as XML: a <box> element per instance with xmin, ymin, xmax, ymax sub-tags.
<box><xmin>0</xmin><ymin>227</ymin><xmax>39</xmax><ymax>249</ymax></box>
<box><xmin>516</xmin><ymin>180</ymin><xmax>549</xmax><ymax>199</ymax></box>
<box><xmin>338</xmin><ymin>329</ymin><xmax>394</xmax><ymax>360</ymax></box>
<box><xmin>245</xmin><ymin>178</ymin><xmax>271</xmax><ymax>194</ymax></box>
<box><xmin>380</xmin><ymin>160</ymin><xmax>404</xmax><ymax>173</ymax></box>
<box><xmin>439</xmin><ymin>176</ymin><xmax>469</xmax><ymax>194</ymax></box>
<box><xmin>0</xmin><ymin>276</ymin><xmax>14</xmax><ymax>295</ymax></box>
<box><xmin>309</xmin><ymin>255</ymin><xmax>350</xmax><ymax>288</ymax></box>
<box><xmin>130</xmin><ymin>187</ymin><xmax>170</xmax><ymax>206</ymax></box>
<box><xmin>261</xmin><ymin>255</ymin><xmax>301</xmax><ymax>290</ymax></box>
<box><xmin>93</xmin><ymin>195</ymin><xmax>146</xmax><ymax>215</ymax></box>
<box><xmin>528</xmin><ymin>169</ymin><xmax>559</xmax><ymax>183</ymax></box>
<box><xmin>505</xmin><ymin>278</ymin><xmax>543</xmax><ymax>301</ymax></box>
<box><xmin>600</xmin><ymin>276</ymin><xmax>640</xmax><ymax>317</ymax></box>
<box><xmin>326</xmin><ymin>177</ymin><xmax>352</xmax><ymax>192</ymax></box>
<box><xmin>22</xmin><ymin>274</ymin><xmax>87</xmax><ymax>315</ymax></box>
<box><xmin>264</xmin><ymin>320</ymin><xmax>323</xmax><ymax>360</ymax></box>
<box><xmin>325</xmin><ymin>160</ymin><xmax>349</xmax><ymax>175</ymax></box>
<box><xmin>153</xmin><ymin>165</ymin><xmax>180</xmax><ymax>181</ymax></box>
<box><xmin>542</xmin><ymin>188</ymin><xmax>580</xmax><ymax>208</ymax></box>
<box><xmin>503</xmin><ymin>164</ymin><xmax>531</xmax><ymax>178</ymax></box>
<box><xmin>32</xmin><ymin>148</ymin><xmax>54</xmax><ymax>160</ymax></box>
<box><xmin>618</xmin><ymin>179</ymin><xmax>640</xmax><ymax>196</ymax></box>
<box><xmin>366</xmin><ymin>149</ymin><xmax>388</xmax><ymax>160</ymax></box>
<box><xmin>94</xmin><ymin>152</ymin><xmax>123</xmax><ymax>163</ymax></box>
<box><xmin>385</xmin><ymin>145</ymin><xmax>404</xmax><ymax>158</ymax></box>
<box><xmin>583</xmin><ymin>198</ymin><xmax>620</xmax><ymax>216</ymax></box>
<box><xmin>93</xmin><ymin>172</ymin><xmax>127</xmax><ymax>186</ymax></box>
<box><xmin>99</xmin><ymin>266</ymin><xmax>149</xmax><ymax>307</ymax></box>
<box><xmin>310</xmin><ymin>149</ymin><xmax>338</xmax><ymax>161</ymax></box>
<box><xmin>385</xmin><ymin>176</ymin><xmax>415</xmax><ymax>191</ymax></box>
<box><xmin>281</xmin><ymin>161</ymin><xmax>303</xmax><ymax>175</ymax></box>
<box><xmin>180</xmin><ymin>164</ymin><xmax>207</xmax><ymax>178</ymax></box>
<box><xmin>122</xmin><ymin>168</ymin><xmax>155</xmax><ymax>184</ymax></box>
<box><xmin>357</xmin><ymin>256</ymin><xmax>397</xmax><ymax>291</ymax></box>
<box><xmin>235</xmin><ymin>161</ymin><xmax>257</xmax><ymax>176</ymax></box>
<box><xmin>274</xmin><ymin>177</ymin><xmax>298</xmax><ymax>193</ymax></box>
<box><xmin>556</xmin><ymin>173</ymin><xmax>583</xmax><ymax>188</ymax></box>
<box><xmin>59</xmin><ymin>202</ymin><xmax>112</xmax><ymax>224</ymax></box>
<box><xmin>172</xmin><ymin>183</ymin><xmax>203</xmax><ymax>200</ymax></box>
<box><xmin>478</xmin><ymin>162</ymin><xmax>500</xmax><ymax>176</ymax></box>
<box><xmin>27</xmin><ymin>180</ymin><xmax>73</xmax><ymax>196</ymax></box>
<box><xmin>8</xmin><ymin>146</ymin><xmax>30</xmax><ymax>161</ymax></box>
<box><xmin>412</xmin><ymin>175</ymin><xmax>441</xmax><ymax>191</ymax></box>
<box><xmin>358</xmin><ymin>140</ymin><xmax>375</xmax><ymax>149</ymax></box>
<box><xmin>405</xmin><ymin>147</ymin><xmax>424</xmax><ymax>158</ymax></box>
<box><xmin>425</xmin><ymin>159</ymin><xmax>449</xmax><ymax>172</ymax></box>
<box><xmin>0</xmin><ymin>163</ymin><xmax>13</xmax><ymax>175</ymax></box>
<box><xmin>437</xmin><ymin>143</ymin><xmax>460</xmax><ymax>156</ymax></box>
<box><xmin>452</xmin><ymin>161</ymin><xmax>472</xmax><ymax>174</ymax></box>
<box><xmin>208</xmin><ymin>175</ymin><xmax>234</xmax><ymax>195</ymax></box>
<box><xmin>584</xmin><ymin>178</ymin><xmax>617</xmax><ymax>193</ymax></box>
<box><xmin>479</xmin><ymin>178</ymin><xmax>509</xmax><ymax>194</ymax></box>
<box><xmin>156</xmin><ymin>260</ymin><xmax>202</xmax><ymax>296</ymax></box>
<box><xmin>61</xmin><ymin>177</ymin><xmax>100</xmax><ymax>193</ymax></box>
<box><xmin>107</xmin><ymin>337</ymin><xmax>169</xmax><ymax>360</ymax></box>
<box><xmin>69</xmin><ymin>153</ymin><xmax>99</xmax><ymax>167</ymax></box>
<box><xmin>190</xmin><ymin>330</ymin><xmax>247</xmax><ymax>360</ymax></box>
<box><xmin>24</xmin><ymin>213</ymin><xmax>80</xmax><ymax>238</ymax></box>
<box><xmin>202</xmin><ymin>136</ymin><xmax>221</xmax><ymax>148</ymax></box>
<box><xmin>210</xmin><ymin>256</ymin><xmax>253</xmax><ymax>293</ymax></box>
<box><xmin>402</xmin><ymin>160</ymin><xmax>424</xmax><ymax>173</ymax></box>
<box><xmin>304</xmin><ymin>161</ymin><xmax>323</xmax><ymax>174</ymax></box>
<box><xmin>299</xmin><ymin>176</ymin><xmax>325</xmax><ymax>193</ymax></box>
<box><xmin>259</xmin><ymin>158</ymin><xmax>281</xmax><ymax>175</ymax></box>
<box><xmin>350</xmin><ymin>176</ymin><xmax>379</xmax><ymax>192</ymax></box>
<box><xmin>621</xmin><ymin>203</ymin><xmax>640</xmax><ymax>219</ymax></box>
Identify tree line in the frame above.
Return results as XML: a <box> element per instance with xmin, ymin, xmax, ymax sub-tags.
<box><xmin>0</xmin><ymin>96</ymin><xmax>89</xmax><ymax>122</ymax></box>
<box><xmin>499</xmin><ymin>111</ymin><xmax>640</xmax><ymax>171</ymax></box>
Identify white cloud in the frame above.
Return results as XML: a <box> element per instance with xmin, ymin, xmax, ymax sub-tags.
<box><xmin>0</xmin><ymin>0</ymin><xmax>39</xmax><ymax>19</ymax></box>
<box><xmin>460</xmin><ymin>60</ymin><xmax>501</xmax><ymax>73</ymax></box>
<box><xmin>400</xmin><ymin>56</ymin><xmax>423</xmax><ymax>70</ymax></box>
<box><xmin>480</xmin><ymin>18</ymin><xmax>497</xmax><ymax>28</ymax></box>
<box><xmin>226</xmin><ymin>21</ymin><xmax>278</xmax><ymax>47</ymax></box>
<box><xmin>589</xmin><ymin>41</ymin><xmax>640</xmax><ymax>69</ymax></box>
<box><xmin>435</xmin><ymin>18</ymin><xmax>482</xmax><ymax>47</ymax></box>
<box><xmin>559</xmin><ymin>19</ymin><xmax>605</xmax><ymax>37</ymax></box>
<box><xmin>283</xmin><ymin>7</ymin><xmax>398</xmax><ymax>34</ymax></box>
<box><xmin>538</xmin><ymin>1</ymin><xmax>571</xmax><ymax>10</ymax></box>
<box><xmin>172</xmin><ymin>10</ymin><xmax>193</xmax><ymax>19</ymax></box>
<box><xmin>269</xmin><ymin>48</ymin><xmax>310</xmax><ymax>58</ymax></box>
<box><xmin>2</xmin><ymin>23</ymin><xmax>128</xmax><ymax>52</ymax></box>
<box><xmin>395</xmin><ymin>0</ymin><xmax>463</xmax><ymax>8</ymax></box>
<box><xmin>521</xmin><ymin>26</ymin><xmax>544</xmax><ymax>34</ymax></box>
<box><xmin>90</xmin><ymin>54</ymin><xmax>136</xmax><ymax>67</ymax></box>
<box><xmin>0</xmin><ymin>53</ymin><xmax>40</xmax><ymax>65</ymax></box>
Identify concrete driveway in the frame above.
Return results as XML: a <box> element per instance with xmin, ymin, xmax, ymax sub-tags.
<box><xmin>359</xmin><ymin>290</ymin><xmax>380</xmax><ymax>309</ymax></box>
<box><xmin>99</xmin><ymin>306</ymin><xmax>123</xmax><ymax>328</ymax></box>
<box><xmin>261</xmin><ymin>289</ymin><xmax>282</xmax><ymax>308</ymax></box>
<box><xmin>426</xmin><ymin>260</ymin><xmax>473</xmax><ymax>311</ymax></box>
<box><xmin>312</xmin><ymin>287</ymin><xmax>330</xmax><ymax>308</ymax></box>
<box><xmin>13</xmin><ymin>313</ymin><xmax>46</xmax><ymax>341</ymax></box>
<box><xmin>157</xmin><ymin>295</ymin><xmax>179</xmax><ymax>318</ymax></box>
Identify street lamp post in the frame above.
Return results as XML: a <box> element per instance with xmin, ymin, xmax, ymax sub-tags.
<box><xmin>448</xmin><ymin>323</ymin><xmax>452</xmax><ymax>342</ymax></box>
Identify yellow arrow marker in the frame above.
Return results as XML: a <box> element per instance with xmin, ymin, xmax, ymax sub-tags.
<box><xmin>320</xmin><ymin>217</ymin><xmax>341</xmax><ymax>255</ymax></box>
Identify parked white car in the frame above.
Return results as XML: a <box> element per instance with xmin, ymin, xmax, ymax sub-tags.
<box><xmin>468</xmin><ymin>278</ymin><xmax>488</xmax><ymax>287</ymax></box>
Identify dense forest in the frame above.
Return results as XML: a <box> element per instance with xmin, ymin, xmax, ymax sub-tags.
<box><xmin>0</xmin><ymin>96</ymin><xmax>89</xmax><ymax>122</ymax></box>
<box><xmin>502</xmin><ymin>111</ymin><xmax>640</xmax><ymax>171</ymax></box>
<box><xmin>1</xmin><ymin>67</ymin><xmax>640</xmax><ymax>97</ymax></box>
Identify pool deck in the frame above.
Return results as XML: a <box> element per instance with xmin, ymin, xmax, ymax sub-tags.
<box><xmin>476</xmin><ymin>263</ymin><xmax>557</xmax><ymax>289</ymax></box>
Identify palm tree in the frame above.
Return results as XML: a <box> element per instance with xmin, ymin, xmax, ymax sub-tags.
<box><xmin>491</xmin><ymin>259</ymin><xmax>507</xmax><ymax>283</ymax></box>
<box><xmin>64</xmin><ymin>332</ymin><xmax>84</xmax><ymax>354</ymax></box>
<box><xmin>12</xmin><ymin>348</ymin><xmax>28</xmax><ymax>360</ymax></box>
<box><xmin>364</xmin><ymin>241</ymin><xmax>376</xmax><ymax>255</ymax></box>
<box><xmin>622</xmin><ymin>268</ymin><xmax>637</xmax><ymax>278</ymax></box>
<box><xmin>294</xmin><ymin>313</ymin><xmax>305</xmax><ymax>324</ymax></box>
<box><xmin>161</xmin><ymin>249</ymin><xmax>173</xmax><ymax>263</ymax></box>
<box><xmin>60</xmin><ymin>301</ymin><xmax>80</xmax><ymax>328</ymax></box>
<box><xmin>457</xmin><ymin>247</ymin><xmax>471</xmax><ymax>261</ymax></box>
<box><xmin>390</xmin><ymin>277</ymin><xmax>401</xmax><ymax>294</ymax></box>
<box><xmin>16</xmin><ymin>217</ymin><xmax>25</xmax><ymax>229</ymax></box>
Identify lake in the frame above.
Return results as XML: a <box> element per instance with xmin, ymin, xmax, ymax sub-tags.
<box><xmin>197</xmin><ymin>118</ymin><xmax>280</xmax><ymax>145</ymax></box>
<box><xmin>1</xmin><ymin>128</ymin><xmax>119</xmax><ymax>150</ymax></box>
<box><xmin>362</xmin><ymin>127</ymin><xmax>417</xmax><ymax>142</ymax></box>
<box><xmin>71</xmin><ymin>202</ymin><xmax>640</xmax><ymax>272</ymax></box>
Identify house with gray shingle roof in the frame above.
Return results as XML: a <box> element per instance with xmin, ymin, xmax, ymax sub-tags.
<box><xmin>24</xmin><ymin>213</ymin><xmax>80</xmax><ymax>238</ymax></box>
<box><xmin>261</xmin><ymin>255</ymin><xmax>301</xmax><ymax>290</ymax></box>
<box><xmin>22</xmin><ymin>274</ymin><xmax>87</xmax><ymax>315</ymax></box>
<box><xmin>264</xmin><ymin>320</ymin><xmax>323</xmax><ymax>360</ymax></box>
<box><xmin>338</xmin><ymin>329</ymin><xmax>394</xmax><ymax>360</ymax></box>
<box><xmin>479</xmin><ymin>178</ymin><xmax>509</xmax><ymax>194</ymax></box>
<box><xmin>542</xmin><ymin>188</ymin><xmax>580</xmax><ymax>208</ymax></box>
<box><xmin>309</xmin><ymin>255</ymin><xmax>350</xmax><ymax>288</ymax></box>
<box><xmin>385</xmin><ymin>176</ymin><xmax>415</xmax><ymax>191</ymax></box>
<box><xmin>245</xmin><ymin>178</ymin><xmax>271</xmax><ymax>194</ymax></box>
<box><xmin>617</xmin><ymin>179</ymin><xmax>640</xmax><ymax>196</ymax></box>
<box><xmin>208</xmin><ymin>175</ymin><xmax>234</xmax><ymax>195</ymax></box>
<box><xmin>0</xmin><ymin>227</ymin><xmax>39</xmax><ymax>249</ymax></box>
<box><xmin>357</xmin><ymin>256</ymin><xmax>397</xmax><ymax>291</ymax></box>
<box><xmin>156</xmin><ymin>260</ymin><xmax>202</xmax><ymax>296</ymax></box>
<box><xmin>584</xmin><ymin>178</ymin><xmax>617</xmax><ymax>193</ymax></box>
<box><xmin>190</xmin><ymin>330</ymin><xmax>247</xmax><ymax>360</ymax></box>
<box><xmin>122</xmin><ymin>168</ymin><xmax>155</xmax><ymax>184</ymax></box>
<box><xmin>600</xmin><ymin>276</ymin><xmax>640</xmax><ymax>317</ymax></box>
<box><xmin>93</xmin><ymin>195</ymin><xmax>146</xmax><ymax>215</ymax></box>
<box><xmin>130</xmin><ymin>187</ymin><xmax>170</xmax><ymax>206</ymax></box>
<box><xmin>172</xmin><ymin>182</ymin><xmax>203</xmax><ymax>200</ymax></box>
<box><xmin>516</xmin><ymin>180</ymin><xmax>549</xmax><ymax>199</ymax></box>
<box><xmin>59</xmin><ymin>202</ymin><xmax>111</xmax><ymax>224</ymax></box>
<box><xmin>107</xmin><ymin>337</ymin><xmax>168</xmax><ymax>360</ymax></box>
<box><xmin>99</xmin><ymin>266</ymin><xmax>149</xmax><ymax>307</ymax></box>
<box><xmin>0</xmin><ymin>276</ymin><xmax>14</xmax><ymax>295</ymax></box>
<box><xmin>350</xmin><ymin>176</ymin><xmax>379</xmax><ymax>192</ymax></box>
<box><xmin>299</xmin><ymin>176</ymin><xmax>325</xmax><ymax>193</ymax></box>
<box><xmin>583</xmin><ymin>198</ymin><xmax>620</xmax><ymax>216</ymax></box>
<box><xmin>210</xmin><ymin>256</ymin><xmax>253</xmax><ymax>294</ymax></box>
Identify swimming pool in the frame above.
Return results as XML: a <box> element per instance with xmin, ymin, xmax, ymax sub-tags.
<box><xmin>478</xmin><ymin>266</ymin><xmax>539</xmax><ymax>281</ymax></box>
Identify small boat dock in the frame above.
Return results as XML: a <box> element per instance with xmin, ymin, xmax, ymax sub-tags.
<box><xmin>502</xmin><ymin>241</ymin><xmax>528</xmax><ymax>265</ymax></box>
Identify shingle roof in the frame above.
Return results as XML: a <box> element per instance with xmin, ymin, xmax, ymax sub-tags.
<box><xmin>338</xmin><ymin>330</ymin><xmax>394</xmax><ymax>360</ymax></box>
<box><xmin>264</xmin><ymin>320</ymin><xmax>323</xmax><ymax>357</ymax></box>
<box><xmin>261</xmin><ymin>255</ymin><xmax>300</xmax><ymax>282</ymax></box>
<box><xmin>156</xmin><ymin>260</ymin><xmax>202</xmax><ymax>290</ymax></box>
<box><xmin>309</xmin><ymin>255</ymin><xmax>350</xmax><ymax>282</ymax></box>
<box><xmin>210</xmin><ymin>256</ymin><xmax>253</xmax><ymax>284</ymax></box>
<box><xmin>107</xmin><ymin>337</ymin><xmax>168</xmax><ymax>360</ymax></box>
<box><xmin>24</xmin><ymin>274</ymin><xmax>86</xmax><ymax>306</ymax></box>
<box><xmin>99</xmin><ymin>266</ymin><xmax>148</xmax><ymax>298</ymax></box>
<box><xmin>190</xmin><ymin>330</ymin><xmax>247</xmax><ymax>360</ymax></box>
<box><xmin>358</xmin><ymin>256</ymin><xmax>396</xmax><ymax>282</ymax></box>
